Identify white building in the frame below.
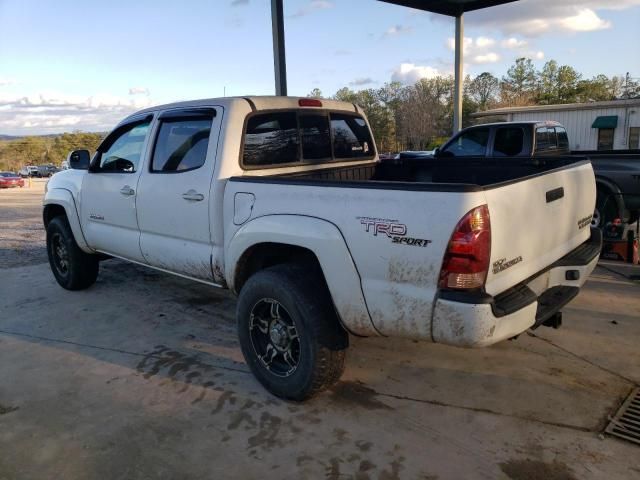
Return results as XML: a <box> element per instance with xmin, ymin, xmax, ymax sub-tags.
<box><xmin>472</xmin><ymin>99</ymin><xmax>640</xmax><ymax>151</ymax></box>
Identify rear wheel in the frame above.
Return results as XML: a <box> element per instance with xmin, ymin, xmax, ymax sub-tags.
<box><xmin>46</xmin><ymin>216</ymin><xmax>99</xmax><ymax>290</ymax></box>
<box><xmin>236</xmin><ymin>264</ymin><xmax>348</xmax><ymax>401</ymax></box>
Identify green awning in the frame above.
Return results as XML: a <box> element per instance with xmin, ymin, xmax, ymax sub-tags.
<box><xmin>592</xmin><ymin>116</ymin><xmax>618</xmax><ymax>129</ymax></box>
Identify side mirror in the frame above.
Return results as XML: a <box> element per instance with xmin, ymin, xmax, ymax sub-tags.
<box><xmin>68</xmin><ymin>149</ymin><xmax>90</xmax><ymax>170</ymax></box>
<box><xmin>433</xmin><ymin>147</ymin><xmax>440</xmax><ymax>157</ymax></box>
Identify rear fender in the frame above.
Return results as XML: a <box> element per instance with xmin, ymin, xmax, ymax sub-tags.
<box><xmin>226</xmin><ymin>215</ymin><xmax>379</xmax><ymax>336</ymax></box>
<box><xmin>43</xmin><ymin>188</ymin><xmax>93</xmax><ymax>253</ymax></box>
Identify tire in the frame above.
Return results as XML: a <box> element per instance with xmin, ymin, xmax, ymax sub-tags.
<box><xmin>46</xmin><ymin>216</ymin><xmax>99</xmax><ymax>290</ymax></box>
<box><xmin>237</xmin><ymin>264</ymin><xmax>348</xmax><ymax>401</ymax></box>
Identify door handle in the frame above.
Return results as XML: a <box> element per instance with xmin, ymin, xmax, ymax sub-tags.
<box><xmin>182</xmin><ymin>190</ymin><xmax>204</xmax><ymax>202</ymax></box>
<box><xmin>546</xmin><ymin>187</ymin><xmax>564</xmax><ymax>203</ymax></box>
<box><xmin>120</xmin><ymin>185</ymin><xmax>135</xmax><ymax>196</ymax></box>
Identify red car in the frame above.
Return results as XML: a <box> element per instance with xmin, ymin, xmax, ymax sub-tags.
<box><xmin>0</xmin><ymin>171</ymin><xmax>25</xmax><ymax>188</ymax></box>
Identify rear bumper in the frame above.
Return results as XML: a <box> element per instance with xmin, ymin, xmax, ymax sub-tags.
<box><xmin>432</xmin><ymin>228</ymin><xmax>602</xmax><ymax>347</ymax></box>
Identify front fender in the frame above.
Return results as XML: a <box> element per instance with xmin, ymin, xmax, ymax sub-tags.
<box><xmin>226</xmin><ymin>215</ymin><xmax>380</xmax><ymax>337</ymax></box>
<box><xmin>43</xmin><ymin>188</ymin><xmax>93</xmax><ymax>253</ymax></box>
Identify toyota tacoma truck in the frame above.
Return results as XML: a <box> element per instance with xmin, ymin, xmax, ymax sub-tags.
<box><xmin>427</xmin><ymin>121</ymin><xmax>640</xmax><ymax>228</ymax></box>
<box><xmin>43</xmin><ymin>97</ymin><xmax>601</xmax><ymax>400</ymax></box>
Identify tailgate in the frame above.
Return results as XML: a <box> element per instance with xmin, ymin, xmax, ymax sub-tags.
<box><xmin>484</xmin><ymin>161</ymin><xmax>596</xmax><ymax>296</ymax></box>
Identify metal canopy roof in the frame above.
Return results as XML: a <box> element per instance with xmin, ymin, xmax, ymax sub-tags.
<box><xmin>378</xmin><ymin>0</ymin><xmax>519</xmax><ymax>17</ymax></box>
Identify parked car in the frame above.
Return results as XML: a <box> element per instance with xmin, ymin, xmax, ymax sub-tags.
<box><xmin>398</xmin><ymin>150</ymin><xmax>436</xmax><ymax>159</ymax></box>
<box><xmin>427</xmin><ymin>121</ymin><xmax>640</xmax><ymax>227</ymax></box>
<box><xmin>36</xmin><ymin>164</ymin><xmax>60</xmax><ymax>178</ymax></box>
<box><xmin>0</xmin><ymin>171</ymin><xmax>25</xmax><ymax>188</ymax></box>
<box><xmin>19</xmin><ymin>166</ymin><xmax>38</xmax><ymax>177</ymax></box>
<box><xmin>43</xmin><ymin>97</ymin><xmax>601</xmax><ymax>400</ymax></box>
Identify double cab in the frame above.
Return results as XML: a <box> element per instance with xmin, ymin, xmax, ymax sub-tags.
<box><xmin>43</xmin><ymin>97</ymin><xmax>601</xmax><ymax>400</ymax></box>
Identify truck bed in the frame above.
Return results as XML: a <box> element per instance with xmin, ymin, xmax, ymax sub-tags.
<box><xmin>237</xmin><ymin>156</ymin><xmax>590</xmax><ymax>191</ymax></box>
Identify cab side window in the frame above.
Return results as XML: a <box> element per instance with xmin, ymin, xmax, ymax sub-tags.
<box><xmin>94</xmin><ymin>120</ymin><xmax>151</xmax><ymax>173</ymax></box>
<box><xmin>151</xmin><ymin>117</ymin><xmax>212</xmax><ymax>172</ymax></box>
<box><xmin>493</xmin><ymin>127</ymin><xmax>525</xmax><ymax>156</ymax></box>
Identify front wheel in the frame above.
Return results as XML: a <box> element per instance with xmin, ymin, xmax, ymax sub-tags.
<box><xmin>46</xmin><ymin>216</ymin><xmax>99</xmax><ymax>290</ymax></box>
<box><xmin>236</xmin><ymin>264</ymin><xmax>348</xmax><ymax>401</ymax></box>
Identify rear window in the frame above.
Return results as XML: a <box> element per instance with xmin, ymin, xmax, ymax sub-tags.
<box><xmin>493</xmin><ymin>127</ymin><xmax>524</xmax><ymax>156</ymax></box>
<box><xmin>556</xmin><ymin>127</ymin><xmax>569</xmax><ymax>149</ymax></box>
<box><xmin>331</xmin><ymin>114</ymin><xmax>373</xmax><ymax>158</ymax></box>
<box><xmin>241</xmin><ymin>110</ymin><xmax>374</xmax><ymax>168</ymax></box>
<box><xmin>243</xmin><ymin>112</ymin><xmax>299</xmax><ymax>167</ymax></box>
<box><xmin>300</xmin><ymin>114</ymin><xmax>331</xmax><ymax>160</ymax></box>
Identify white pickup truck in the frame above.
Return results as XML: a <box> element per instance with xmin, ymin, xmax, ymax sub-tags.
<box><xmin>43</xmin><ymin>96</ymin><xmax>601</xmax><ymax>400</ymax></box>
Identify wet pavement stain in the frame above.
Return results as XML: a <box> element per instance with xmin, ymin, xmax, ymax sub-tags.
<box><xmin>500</xmin><ymin>459</ymin><xmax>577</xmax><ymax>480</ymax></box>
<box><xmin>247</xmin><ymin>412</ymin><xmax>283</xmax><ymax>451</ymax></box>
<box><xmin>0</xmin><ymin>404</ymin><xmax>19</xmax><ymax>415</ymax></box>
<box><xmin>329</xmin><ymin>381</ymin><xmax>393</xmax><ymax>411</ymax></box>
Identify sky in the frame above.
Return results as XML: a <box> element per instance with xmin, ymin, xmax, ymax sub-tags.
<box><xmin>0</xmin><ymin>0</ymin><xmax>639</xmax><ymax>135</ymax></box>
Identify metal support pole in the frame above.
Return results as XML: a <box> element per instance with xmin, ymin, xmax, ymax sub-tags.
<box><xmin>271</xmin><ymin>0</ymin><xmax>287</xmax><ymax>96</ymax></box>
<box><xmin>453</xmin><ymin>13</ymin><xmax>464</xmax><ymax>133</ymax></box>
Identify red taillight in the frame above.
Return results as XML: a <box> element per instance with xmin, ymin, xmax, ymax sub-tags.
<box><xmin>439</xmin><ymin>205</ymin><xmax>491</xmax><ymax>290</ymax></box>
<box><xmin>298</xmin><ymin>98</ymin><xmax>322</xmax><ymax>107</ymax></box>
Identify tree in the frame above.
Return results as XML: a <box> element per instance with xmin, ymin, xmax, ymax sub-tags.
<box><xmin>537</xmin><ymin>60</ymin><xmax>559</xmax><ymax>104</ymax></box>
<box><xmin>376</xmin><ymin>82</ymin><xmax>406</xmax><ymax>150</ymax></box>
<box><xmin>501</xmin><ymin>58</ymin><xmax>537</xmax><ymax>106</ymax></box>
<box><xmin>307</xmin><ymin>88</ymin><xmax>323</xmax><ymax>98</ymax></box>
<box><xmin>333</xmin><ymin>87</ymin><xmax>396</xmax><ymax>152</ymax></box>
<box><xmin>0</xmin><ymin>132</ymin><xmax>103</xmax><ymax>171</ymax></box>
<box><xmin>468</xmin><ymin>72</ymin><xmax>499</xmax><ymax>111</ymax></box>
<box><xmin>555</xmin><ymin>65</ymin><xmax>581</xmax><ymax>103</ymax></box>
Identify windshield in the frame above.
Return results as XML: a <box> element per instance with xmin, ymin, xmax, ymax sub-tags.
<box><xmin>441</xmin><ymin>128</ymin><xmax>490</xmax><ymax>157</ymax></box>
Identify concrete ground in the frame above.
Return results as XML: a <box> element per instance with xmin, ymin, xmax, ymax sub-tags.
<box><xmin>1</xmin><ymin>181</ymin><xmax>640</xmax><ymax>480</ymax></box>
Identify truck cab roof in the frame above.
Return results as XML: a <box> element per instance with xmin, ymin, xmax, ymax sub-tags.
<box><xmin>472</xmin><ymin>120</ymin><xmax>563</xmax><ymax>129</ymax></box>
<box><xmin>125</xmin><ymin>96</ymin><xmax>361</xmax><ymax>124</ymax></box>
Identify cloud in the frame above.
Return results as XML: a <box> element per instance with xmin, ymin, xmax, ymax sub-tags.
<box><xmin>391</xmin><ymin>63</ymin><xmax>440</xmax><ymax>84</ymax></box>
<box><xmin>0</xmin><ymin>77</ymin><xmax>16</xmax><ymax>87</ymax></box>
<box><xmin>446</xmin><ymin>36</ymin><xmax>500</xmax><ymax>64</ymax></box>
<box><xmin>502</xmin><ymin>38</ymin><xmax>527</xmax><ymax>49</ymax></box>
<box><xmin>289</xmin><ymin>1</ymin><xmax>333</xmax><ymax>18</ymax></box>
<box><xmin>0</xmin><ymin>91</ymin><xmax>154</xmax><ymax>135</ymax></box>
<box><xmin>473</xmin><ymin>53</ymin><xmax>500</xmax><ymax>64</ymax></box>
<box><xmin>349</xmin><ymin>78</ymin><xmax>375</xmax><ymax>87</ymax></box>
<box><xmin>475</xmin><ymin>37</ymin><xmax>496</xmax><ymax>48</ymax></box>
<box><xmin>461</xmin><ymin>0</ymin><xmax>638</xmax><ymax>37</ymax></box>
<box><xmin>128</xmin><ymin>87</ymin><xmax>149</xmax><ymax>95</ymax></box>
<box><xmin>230</xmin><ymin>0</ymin><xmax>249</xmax><ymax>5</ymax></box>
<box><xmin>561</xmin><ymin>9</ymin><xmax>611</xmax><ymax>31</ymax></box>
<box><xmin>383</xmin><ymin>24</ymin><xmax>413</xmax><ymax>37</ymax></box>
<box><xmin>445</xmin><ymin>35</ymin><xmax>545</xmax><ymax>64</ymax></box>
<box><xmin>334</xmin><ymin>49</ymin><xmax>351</xmax><ymax>56</ymax></box>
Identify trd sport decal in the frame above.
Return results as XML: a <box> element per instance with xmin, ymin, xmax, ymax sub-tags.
<box><xmin>358</xmin><ymin>217</ymin><xmax>432</xmax><ymax>248</ymax></box>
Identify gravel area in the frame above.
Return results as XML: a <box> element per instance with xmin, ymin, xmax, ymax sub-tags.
<box><xmin>0</xmin><ymin>178</ymin><xmax>48</xmax><ymax>268</ymax></box>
